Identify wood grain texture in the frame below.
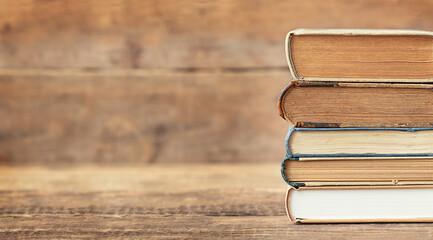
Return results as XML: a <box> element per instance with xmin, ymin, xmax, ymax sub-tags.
<box><xmin>0</xmin><ymin>70</ymin><xmax>288</xmax><ymax>164</ymax></box>
<box><xmin>0</xmin><ymin>0</ymin><xmax>432</xmax><ymax>69</ymax></box>
<box><xmin>1</xmin><ymin>164</ymin><xmax>433</xmax><ymax>239</ymax></box>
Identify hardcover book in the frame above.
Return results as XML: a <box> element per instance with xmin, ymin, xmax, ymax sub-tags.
<box><xmin>284</xmin><ymin>127</ymin><xmax>433</xmax><ymax>160</ymax></box>
<box><xmin>281</xmin><ymin>156</ymin><xmax>433</xmax><ymax>188</ymax></box>
<box><xmin>286</xmin><ymin>29</ymin><xmax>433</xmax><ymax>82</ymax></box>
<box><xmin>278</xmin><ymin>81</ymin><xmax>433</xmax><ymax>128</ymax></box>
<box><xmin>281</xmin><ymin>126</ymin><xmax>433</xmax><ymax>223</ymax></box>
<box><xmin>280</xmin><ymin>29</ymin><xmax>433</xmax><ymax>223</ymax></box>
<box><xmin>285</xmin><ymin>186</ymin><xmax>433</xmax><ymax>223</ymax></box>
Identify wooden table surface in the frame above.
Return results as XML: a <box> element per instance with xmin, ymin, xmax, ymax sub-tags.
<box><xmin>0</xmin><ymin>164</ymin><xmax>432</xmax><ymax>239</ymax></box>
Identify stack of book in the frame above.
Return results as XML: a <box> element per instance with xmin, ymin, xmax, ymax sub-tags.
<box><xmin>278</xmin><ymin>29</ymin><xmax>433</xmax><ymax>223</ymax></box>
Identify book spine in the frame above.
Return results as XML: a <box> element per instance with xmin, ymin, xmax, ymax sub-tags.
<box><xmin>281</xmin><ymin>155</ymin><xmax>305</xmax><ymax>188</ymax></box>
<box><xmin>284</xmin><ymin>126</ymin><xmax>296</xmax><ymax>159</ymax></box>
<box><xmin>277</xmin><ymin>81</ymin><xmax>296</xmax><ymax>121</ymax></box>
<box><xmin>285</xmin><ymin>31</ymin><xmax>300</xmax><ymax>81</ymax></box>
<box><xmin>284</xmin><ymin>187</ymin><xmax>299</xmax><ymax>223</ymax></box>
<box><xmin>281</xmin><ymin>127</ymin><xmax>306</xmax><ymax>187</ymax></box>
<box><xmin>278</xmin><ymin>80</ymin><xmax>341</xmax><ymax>126</ymax></box>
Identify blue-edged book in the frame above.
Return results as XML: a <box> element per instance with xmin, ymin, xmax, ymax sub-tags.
<box><xmin>281</xmin><ymin>126</ymin><xmax>433</xmax><ymax>223</ymax></box>
<box><xmin>281</xmin><ymin>29</ymin><xmax>433</xmax><ymax>224</ymax></box>
<box><xmin>284</xmin><ymin>126</ymin><xmax>433</xmax><ymax>160</ymax></box>
<box><xmin>281</xmin><ymin>126</ymin><xmax>433</xmax><ymax>187</ymax></box>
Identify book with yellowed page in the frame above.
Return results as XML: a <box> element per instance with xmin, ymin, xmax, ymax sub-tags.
<box><xmin>278</xmin><ymin>81</ymin><xmax>433</xmax><ymax>128</ymax></box>
<box><xmin>285</xmin><ymin>29</ymin><xmax>433</xmax><ymax>82</ymax></box>
<box><xmin>280</xmin><ymin>29</ymin><xmax>433</xmax><ymax>223</ymax></box>
<box><xmin>284</xmin><ymin>127</ymin><xmax>433</xmax><ymax>160</ymax></box>
<box><xmin>282</xmin><ymin>158</ymin><xmax>433</xmax><ymax>187</ymax></box>
<box><xmin>281</xmin><ymin>124</ymin><xmax>433</xmax><ymax>223</ymax></box>
<box><xmin>281</xmin><ymin>144</ymin><xmax>433</xmax><ymax>222</ymax></box>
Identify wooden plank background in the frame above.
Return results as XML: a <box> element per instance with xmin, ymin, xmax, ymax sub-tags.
<box><xmin>0</xmin><ymin>70</ymin><xmax>287</xmax><ymax>164</ymax></box>
<box><xmin>0</xmin><ymin>0</ymin><xmax>433</xmax><ymax>164</ymax></box>
<box><xmin>1</xmin><ymin>1</ymin><xmax>433</xmax><ymax>238</ymax></box>
<box><xmin>1</xmin><ymin>0</ymin><xmax>433</xmax><ymax>69</ymax></box>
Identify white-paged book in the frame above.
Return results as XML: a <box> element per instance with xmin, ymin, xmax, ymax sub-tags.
<box><xmin>286</xmin><ymin>186</ymin><xmax>433</xmax><ymax>223</ymax></box>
